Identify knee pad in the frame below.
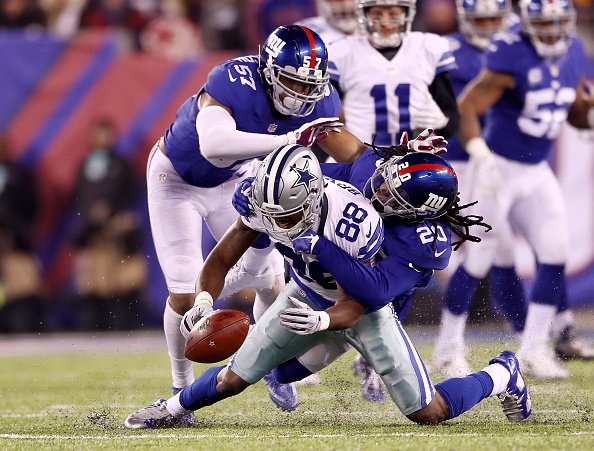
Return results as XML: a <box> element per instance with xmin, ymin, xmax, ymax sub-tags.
<box><xmin>164</xmin><ymin>255</ymin><xmax>200</xmax><ymax>293</ymax></box>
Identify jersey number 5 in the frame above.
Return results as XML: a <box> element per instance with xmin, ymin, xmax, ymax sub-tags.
<box><xmin>370</xmin><ymin>84</ymin><xmax>411</xmax><ymax>146</ymax></box>
<box><xmin>518</xmin><ymin>87</ymin><xmax>576</xmax><ymax>139</ymax></box>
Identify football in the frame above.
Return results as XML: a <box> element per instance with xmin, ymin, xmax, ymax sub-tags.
<box><xmin>184</xmin><ymin>309</ymin><xmax>251</xmax><ymax>363</ymax></box>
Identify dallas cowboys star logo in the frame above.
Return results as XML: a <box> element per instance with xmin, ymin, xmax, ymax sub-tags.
<box><xmin>291</xmin><ymin>160</ymin><xmax>318</xmax><ymax>193</ymax></box>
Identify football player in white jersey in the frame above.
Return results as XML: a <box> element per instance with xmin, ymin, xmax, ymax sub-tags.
<box><xmin>451</xmin><ymin>0</ymin><xmax>594</xmax><ymax>379</ymax></box>
<box><xmin>325</xmin><ymin>0</ymin><xmax>460</xmax><ymax>400</ymax></box>
<box><xmin>297</xmin><ymin>0</ymin><xmax>359</xmax><ymax>46</ymax></box>
<box><xmin>125</xmin><ymin>145</ymin><xmax>385</xmax><ymax>427</ymax></box>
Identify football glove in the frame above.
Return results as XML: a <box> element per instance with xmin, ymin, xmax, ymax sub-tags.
<box><xmin>279</xmin><ymin>297</ymin><xmax>330</xmax><ymax>335</ymax></box>
<box><xmin>287</xmin><ymin>117</ymin><xmax>343</xmax><ymax>147</ymax></box>
<box><xmin>466</xmin><ymin>137</ymin><xmax>502</xmax><ymax>198</ymax></box>
<box><xmin>401</xmin><ymin>128</ymin><xmax>448</xmax><ymax>155</ymax></box>
<box><xmin>180</xmin><ymin>291</ymin><xmax>214</xmax><ymax>339</ymax></box>
<box><xmin>291</xmin><ymin>229</ymin><xmax>320</xmax><ymax>255</ymax></box>
<box><xmin>232</xmin><ymin>177</ymin><xmax>255</xmax><ymax>217</ymax></box>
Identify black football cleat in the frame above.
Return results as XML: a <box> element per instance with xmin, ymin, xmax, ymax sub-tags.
<box><xmin>555</xmin><ymin>326</ymin><xmax>594</xmax><ymax>360</ymax></box>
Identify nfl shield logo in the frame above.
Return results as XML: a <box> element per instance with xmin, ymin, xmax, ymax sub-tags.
<box><xmin>267</xmin><ymin>124</ymin><xmax>278</xmax><ymax>133</ymax></box>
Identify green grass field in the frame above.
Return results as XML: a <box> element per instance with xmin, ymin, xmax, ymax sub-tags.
<box><xmin>0</xmin><ymin>336</ymin><xmax>592</xmax><ymax>450</ymax></box>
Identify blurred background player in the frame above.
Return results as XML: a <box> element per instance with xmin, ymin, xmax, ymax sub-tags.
<box><xmin>431</xmin><ymin>0</ymin><xmax>522</xmax><ymax>377</ymax></box>
<box><xmin>125</xmin><ymin>146</ymin><xmax>532</xmax><ymax>429</ymax></box>
<box><xmin>297</xmin><ymin>0</ymin><xmax>359</xmax><ymax>45</ymax></box>
<box><xmin>444</xmin><ymin>0</ymin><xmax>594</xmax><ymax>379</ymax></box>
<box><xmin>325</xmin><ymin>0</ymin><xmax>461</xmax><ymax>400</ymax></box>
<box><xmin>147</xmin><ymin>24</ymin><xmax>371</xmax><ymax>421</ymax></box>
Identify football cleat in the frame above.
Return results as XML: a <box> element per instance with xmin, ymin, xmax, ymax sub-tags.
<box><xmin>430</xmin><ymin>343</ymin><xmax>472</xmax><ymax>379</ymax></box>
<box><xmin>295</xmin><ymin>372</ymin><xmax>322</xmax><ymax>386</ymax></box>
<box><xmin>262</xmin><ymin>371</ymin><xmax>300</xmax><ymax>411</ymax></box>
<box><xmin>489</xmin><ymin>351</ymin><xmax>532</xmax><ymax>422</ymax></box>
<box><xmin>352</xmin><ymin>355</ymin><xmax>386</xmax><ymax>402</ymax></box>
<box><xmin>218</xmin><ymin>260</ymin><xmax>275</xmax><ymax>299</ymax></box>
<box><xmin>555</xmin><ymin>326</ymin><xmax>594</xmax><ymax>361</ymax></box>
<box><xmin>124</xmin><ymin>399</ymin><xmax>178</xmax><ymax>429</ymax></box>
<box><xmin>172</xmin><ymin>387</ymin><xmax>195</xmax><ymax>426</ymax></box>
<box><xmin>518</xmin><ymin>346</ymin><xmax>570</xmax><ymax>380</ymax></box>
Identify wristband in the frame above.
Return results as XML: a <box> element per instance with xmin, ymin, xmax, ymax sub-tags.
<box><xmin>194</xmin><ymin>291</ymin><xmax>213</xmax><ymax>306</ymax></box>
<box><xmin>318</xmin><ymin>311</ymin><xmax>331</xmax><ymax>331</ymax></box>
<box><xmin>465</xmin><ymin>137</ymin><xmax>491</xmax><ymax>160</ymax></box>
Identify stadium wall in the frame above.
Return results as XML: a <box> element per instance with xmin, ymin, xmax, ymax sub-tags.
<box><xmin>1</xmin><ymin>30</ymin><xmax>593</xmax><ymax>319</ymax></box>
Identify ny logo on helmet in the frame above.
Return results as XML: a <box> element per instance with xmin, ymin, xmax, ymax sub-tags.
<box><xmin>419</xmin><ymin>193</ymin><xmax>448</xmax><ymax>212</ymax></box>
<box><xmin>265</xmin><ymin>34</ymin><xmax>286</xmax><ymax>62</ymax></box>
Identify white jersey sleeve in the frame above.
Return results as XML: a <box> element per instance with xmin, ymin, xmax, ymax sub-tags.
<box><xmin>328</xmin><ymin>33</ymin><xmax>456</xmax><ymax>146</ymax></box>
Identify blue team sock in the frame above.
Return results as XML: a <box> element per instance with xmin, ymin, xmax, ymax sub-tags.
<box><xmin>532</xmin><ymin>263</ymin><xmax>565</xmax><ymax>306</ymax></box>
<box><xmin>445</xmin><ymin>266</ymin><xmax>480</xmax><ymax>315</ymax></box>
<box><xmin>179</xmin><ymin>365</ymin><xmax>227</xmax><ymax>411</ymax></box>
<box><xmin>490</xmin><ymin>266</ymin><xmax>527</xmax><ymax>332</ymax></box>
<box><xmin>272</xmin><ymin>358</ymin><xmax>312</xmax><ymax>384</ymax></box>
<box><xmin>435</xmin><ymin>371</ymin><xmax>494</xmax><ymax>419</ymax></box>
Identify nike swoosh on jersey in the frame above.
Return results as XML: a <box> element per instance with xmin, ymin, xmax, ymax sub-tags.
<box><xmin>408</xmin><ymin>262</ymin><xmax>422</xmax><ymax>273</ymax></box>
<box><xmin>365</xmin><ymin>224</ymin><xmax>372</xmax><ymax>238</ymax></box>
<box><xmin>434</xmin><ymin>248</ymin><xmax>447</xmax><ymax>257</ymax></box>
<box><xmin>228</xmin><ymin>70</ymin><xmax>237</xmax><ymax>82</ymax></box>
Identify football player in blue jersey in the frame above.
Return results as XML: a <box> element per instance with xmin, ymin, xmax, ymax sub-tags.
<box><xmin>432</xmin><ymin>0</ymin><xmax>527</xmax><ymax>378</ymax></box>
<box><xmin>324</xmin><ymin>0</ymin><xmax>461</xmax><ymax>401</ymax></box>
<box><xmin>125</xmin><ymin>144</ymin><xmax>531</xmax><ymax>429</ymax></box>
<box><xmin>447</xmin><ymin>0</ymin><xmax>594</xmax><ymax>379</ymax></box>
<box><xmin>147</xmin><ymin>24</ymin><xmax>371</xmax><ymax>423</ymax></box>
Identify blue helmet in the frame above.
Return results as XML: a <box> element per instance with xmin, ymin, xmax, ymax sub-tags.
<box><xmin>259</xmin><ymin>25</ymin><xmax>330</xmax><ymax>117</ymax></box>
<box><xmin>456</xmin><ymin>0</ymin><xmax>511</xmax><ymax>49</ymax></box>
<box><xmin>365</xmin><ymin>152</ymin><xmax>458</xmax><ymax>220</ymax></box>
<box><xmin>519</xmin><ymin>0</ymin><xmax>576</xmax><ymax>57</ymax></box>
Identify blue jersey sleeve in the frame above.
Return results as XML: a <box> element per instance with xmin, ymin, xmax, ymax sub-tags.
<box><xmin>320</xmin><ymin>162</ymin><xmax>354</xmax><ymax>183</ymax></box>
<box><xmin>313</xmin><ymin>236</ymin><xmax>428</xmax><ymax>311</ymax></box>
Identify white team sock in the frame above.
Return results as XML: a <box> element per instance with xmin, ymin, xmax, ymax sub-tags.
<box><xmin>481</xmin><ymin>363</ymin><xmax>511</xmax><ymax>396</ymax></box>
<box><xmin>436</xmin><ymin>309</ymin><xmax>469</xmax><ymax>349</ymax></box>
<box><xmin>518</xmin><ymin>302</ymin><xmax>556</xmax><ymax>355</ymax></box>
<box><xmin>166</xmin><ymin>392</ymin><xmax>191</xmax><ymax>417</ymax></box>
<box><xmin>253</xmin><ymin>274</ymin><xmax>284</xmax><ymax>321</ymax></box>
<box><xmin>163</xmin><ymin>299</ymin><xmax>194</xmax><ymax>389</ymax></box>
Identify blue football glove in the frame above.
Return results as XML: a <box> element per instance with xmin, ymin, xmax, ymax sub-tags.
<box><xmin>292</xmin><ymin>229</ymin><xmax>320</xmax><ymax>255</ymax></box>
<box><xmin>232</xmin><ymin>176</ymin><xmax>255</xmax><ymax>217</ymax></box>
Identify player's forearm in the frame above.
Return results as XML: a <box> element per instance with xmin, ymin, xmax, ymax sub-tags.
<box><xmin>319</xmin><ymin>128</ymin><xmax>366</xmax><ymax>162</ymax></box>
<box><xmin>325</xmin><ymin>299</ymin><xmax>365</xmax><ymax>329</ymax></box>
<box><xmin>197</xmin><ymin>105</ymin><xmax>287</xmax><ymax>161</ymax></box>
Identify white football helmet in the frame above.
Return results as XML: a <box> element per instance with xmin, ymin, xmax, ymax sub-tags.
<box><xmin>358</xmin><ymin>0</ymin><xmax>416</xmax><ymax>48</ymax></box>
<box><xmin>519</xmin><ymin>0</ymin><xmax>576</xmax><ymax>58</ymax></box>
<box><xmin>456</xmin><ymin>0</ymin><xmax>511</xmax><ymax>49</ymax></box>
<box><xmin>317</xmin><ymin>0</ymin><xmax>359</xmax><ymax>34</ymax></box>
<box><xmin>250</xmin><ymin>145</ymin><xmax>325</xmax><ymax>244</ymax></box>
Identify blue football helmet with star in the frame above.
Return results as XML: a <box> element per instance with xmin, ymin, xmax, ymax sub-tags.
<box><xmin>250</xmin><ymin>145</ymin><xmax>325</xmax><ymax>244</ymax></box>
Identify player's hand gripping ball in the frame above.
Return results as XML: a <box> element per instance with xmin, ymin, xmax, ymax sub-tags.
<box><xmin>184</xmin><ymin>309</ymin><xmax>250</xmax><ymax>363</ymax></box>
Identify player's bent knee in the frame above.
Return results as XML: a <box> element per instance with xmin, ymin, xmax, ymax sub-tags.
<box><xmin>168</xmin><ymin>293</ymin><xmax>196</xmax><ymax>313</ymax></box>
<box><xmin>406</xmin><ymin>395</ymin><xmax>450</xmax><ymax>425</ymax></box>
<box><xmin>164</xmin><ymin>255</ymin><xmax>200</xmax><ymax>287</ymax></box>
<box><xmin>217</xmin><ymin>368</ymin><xmax>250</xmax><ymax>396</ymax></box>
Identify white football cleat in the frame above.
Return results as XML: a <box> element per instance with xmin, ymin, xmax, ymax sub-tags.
<box><xmin>517</xmin><ymin>346</ymin><xmax>569</xmax><ymax>380</ymax></box>
<box><xmin>295</xmin><ymin>372</ymin><xmax>321</xmax><ymax>386</ymax></box>
<box><xmin>124</xmin><ymin>399</ymin><xmax>179</xmax><ymax>429</ymax></box>
<box><xmin>431</xmin><ymin>342</ymin><xmax>472</xmax><ymax>378</ymax></box>
<box><xmin>219</xmin><ymin>261</ymin><xmax>275</xmax><ymax>299</ymax></box>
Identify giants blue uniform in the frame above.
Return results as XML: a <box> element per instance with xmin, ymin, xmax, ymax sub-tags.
<box><xmin>484</xmin><ymin>33</ymin><xmax>585</xmax><ymax>163</ymax></box>
<box><xmin>443</xmin><ymin>32</ymin><xmax>486</xmax><ymax>162</ymax></box>
<box><xmin>163</xmin><ymin>55</ymin><xmax>341</xmax><ymax>187</ymax></box>
<box><xmin>319</xmin><ymin>150</ymin><xmax>452</xmax><ymax>313</ymax></box>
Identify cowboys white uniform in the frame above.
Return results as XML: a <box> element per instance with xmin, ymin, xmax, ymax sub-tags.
<box><xmin>328</xmin><ymin>32</ymin><xmax>456</xmax><ymax>146</ymax></box>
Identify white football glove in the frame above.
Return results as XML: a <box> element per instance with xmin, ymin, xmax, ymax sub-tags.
<box><xmin>466</xmin><ymin>137</ymin><xmax>502</xmax><ymax>198</ymax></box>
<box><xmin>286</xmin><ymin>117</ymin><xmax>343</xmax><ymax>147</ymax></box>
<box><xmin>400</xmin><ymin>128</ymin><xmax>448</xmax><ymax>155</ymax></box>
<box><xmin>180</xmin><ymin>291</ymin><xmax>214</xmax><ymax>339</ymax></box>
<box><xmin>279</xmin><ymin>297</ymin><xmax>330</xmax><ymax>335</ymax></box>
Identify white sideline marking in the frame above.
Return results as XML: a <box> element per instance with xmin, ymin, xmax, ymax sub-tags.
<box><xmin>1</xmin><ymin>432</ymin><xmax>593</xmax><ymax>440</ymax></box>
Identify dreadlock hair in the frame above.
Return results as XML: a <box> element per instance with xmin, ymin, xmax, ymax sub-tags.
<box><xmin>430</xmin><ymin>197</ymin><xmax>492</xmax><ymax>251</ymax></box>
<box><xmin>365</xmin><ymin>139</ymin><xmax>492</xmax><ymax>250</ymax></box>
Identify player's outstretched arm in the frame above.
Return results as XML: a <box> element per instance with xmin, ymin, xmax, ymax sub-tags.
<box><xmin>319</xmin><ymin>126</ymin><xmax>367</xmax><ymax>162</ymax></box>
<box><xmin>198</xmin><ymin>218</ymin><xmax>261</xmax><ymax>299</ymax></box>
